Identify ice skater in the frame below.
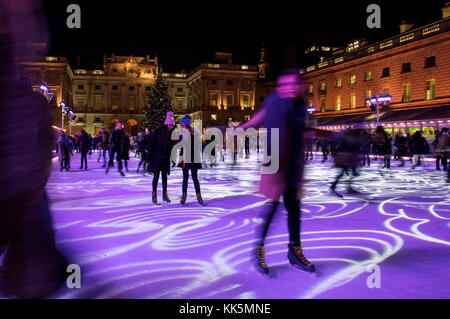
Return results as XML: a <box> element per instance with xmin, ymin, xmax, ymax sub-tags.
<box><xmin>56</xmin><ymin>129</ymin><xmax>73</xmax><ymax>171</ymax></box>
<box><xmin>149</xmin><ymin>112</ymin><xmax>175</xmax><ymax>203</ymax></box>
<box><xmin>240</xmin><ymin>69</ymin><xmax>315</xmax><ymax>275</ymax></box>
<box><xmin>106</xmin><ymin>121</ymin><xmax>126</xmax><ymax>176</ymax></box>
<box><xmin>177</xmin><ymin>114</ymin><xmax>204</xmax><ymax>205</ymax></box>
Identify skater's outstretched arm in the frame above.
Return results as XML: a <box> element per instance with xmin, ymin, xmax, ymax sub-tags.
<box><xmin>240</xmin><ymin>109</ymin><xmax>266</xmax><ymax>130</ymax></box>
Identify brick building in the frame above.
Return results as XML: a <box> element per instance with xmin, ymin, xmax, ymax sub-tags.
<box><xmin>301</xmin><ymin>4</ymin><xmax>450</xmax><ymax>141</ymax></box>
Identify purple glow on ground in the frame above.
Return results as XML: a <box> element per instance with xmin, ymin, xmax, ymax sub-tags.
<box><xmin>12</xmin><ymin>152</ymin><xmax>450</xmax><ymax>298</ymax></box>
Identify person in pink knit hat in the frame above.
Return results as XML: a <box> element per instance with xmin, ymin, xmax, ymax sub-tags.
<box><xmin>148</xmin><ymin>111</ymin><xmax>175</xmax><ymax>203</ymax></box>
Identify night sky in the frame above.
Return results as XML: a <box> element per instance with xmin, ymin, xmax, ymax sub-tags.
<box><xmin>43</xmin><ymin>0</ymin><xmax>446</xmax><ymax>74</ymax></box>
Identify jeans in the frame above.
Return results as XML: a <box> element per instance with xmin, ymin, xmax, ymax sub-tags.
<box><xmin>182</xmin><ymin>167</ymin><xmax>200</xmax><ymax>194</ymax></box>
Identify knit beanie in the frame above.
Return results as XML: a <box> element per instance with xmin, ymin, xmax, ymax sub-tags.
<box><xmin>164</xmin><ymin>111</ymin><xmax>175</xmax><ymax>125</ymax></box>
<box><xmin>179</xmin><ymin>114</ymin><xmax>192</xmax><ymax>127</ymax></box>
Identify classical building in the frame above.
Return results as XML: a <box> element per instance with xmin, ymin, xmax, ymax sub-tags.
<box><xmin>19</xmin><ymin>47</ymin><xmax>276</xmax><ymax>135</ymax></box>
<box><xmin>301</xmin><ymin>4</ymin><xmax>450</xmax><ymax>141</ymax></box>
<box><xmin>69</xmin><ymin>54</ymin><xmax>159</xmax><ymax>136</ymax></box>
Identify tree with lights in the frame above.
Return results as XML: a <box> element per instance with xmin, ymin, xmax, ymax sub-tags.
<box><xmin>142</xmin><ymin>69</ymin><xmax>173</xmax><ymax>131</ymax></box>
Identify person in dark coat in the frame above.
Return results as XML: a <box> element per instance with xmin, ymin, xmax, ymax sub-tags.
<box><xmin>97</xmin><ymin>127</ymin><xmax>110</xmax><ymax>168</ymax></box>
<box><xmin>122</xmin><ymin>129</ymin><xmax>131</xmax><ymax>172</ymax></box>
<box><xmin>410</xmin><ymin>131</ymin><xmax>429</xmax><ymax>169</ymax></box>
<box><xmin>394</xmin><ymin>131</ymin><xmax>408</xmax><ymax>167</ymax></box>
<box><xmin>137</xmin><ymin>128</ymin><xmax>151</xmax><ymax>173</ymax></box>
<box><xmin>240</xmin><ymin>69</ymin><xmax>315</xmax><ymax>275</ymax></box>
<box><xmin>373</xmin><ymin>126</ymin><xmax>392</xmax><ymax>169</ymax></box>
<box><xmin>177</xmin><ymin>114</ymin><xmax>204</xmax><ymax>205</ymax></box>
<box><xmin>77</xmin><ymin>129</ymin><xmax>92</xmax><ymax>169</ymax></box>
<box><xmin>106</xmin><ymin>121</ymin><xmax>126</xmax><ymax>176</ymax></box>
<box><xmin>149</xmin><ymin>112</ymin><xmax>175</xmax><ymax>203</ymax></box>
<box><xmin>56</xmin><ymin>129</ymin><xmax>73</xmax><ymax>171</ymax></box>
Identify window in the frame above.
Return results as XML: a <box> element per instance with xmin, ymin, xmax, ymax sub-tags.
<box><xmin>95</xmin><ymin>85</ymin><xmax>101</xmax><ymax>90</ymax></box>
<box><xmin>402</xmin><ymin>84</ymin><xmax>411</xmax><ymax>102</ymax></box>
<box><xmin>245</xmin><ymin>115</ymin><xmax>251</xmax><ymax>121</ymax></box>
<box><xmin>308</xmin><ymin>84</ymin><xmax>313</xmax><ymax>94</ymax></box>
<box><xmin>112</xmin><ymin>105</ymin><xmax>118</xmax><ymax>111</ymax></box>
<box><xmin>145</xmin><ymin>69</ymin><xmax>151</xmax><ymax>74</ymax></box>
<box><xmin>366</xmin><ymin>90</ymin><xmax>372</xmax><ymax>106</ymax></box>
<box><xmin>78</xmin><ymin>84</ymin><xmax>84</xmax><ymax>90</ymax></box>
<box><xmin>211</xmin><ymin>114</ymin><xmax>217</xmax><ymax>120</ymax></box>
<box><xmin>336</xmin><ymin>96</ymin><xmax>341</xmax><ymax>111</ymax></box>
<box><xmin>77</xmin><ymin>97</ymin><xmax>85</xmax><ymax>108</ymax></box>
<box><xmin>320</xmin><ymin>81</ymin><xmax>326</xmax><ymax>90</ymax></box>
<box><xmin>227</xmin><ymin>80</ymin><xmax>233</xmax><ymax>86</ymax></box>
<box><xmin>227</xmin><ymin>94</ymin><xmax>233</xmax><ymax>107</ymax></box>
<box><xmin>94</xmin><ymin>96</ymin><xmax>102</xmax><ymax>110</ymax></box>
<box><xmin>401</xmin><ymin>62</ymin><xmax>411</xmax><ymax>73</ymax></box>
<box><xmin>425</xmin><ymin>80</ymin><xmax>435</xmax><ymax>100</ymax></box>
<box><xmin>425</xmin><ymin>56</ymin><xmax>436</xmax><ymax>68</ymax></box>
<box><xmin>94</xmin><ymin>117</ymin><xmax>101</xmax><ymax>123</ymax></box>
<box><xmin>210</xmin><ymin>94</ymin><xmax>217</xmax><ymax>107</ymax></box>
<box><xmin>77</xmin><ymin>117</ymin><xmax>84</xmax><ymax>122</ymax></box>
<box><xmin>365</xmin><ymin>71</ymin><xmax>372</xmax><ymax>81</ymax></box>
<box><xmin>350</xmin><ymin>74</ymin><xmax>356</xmax><ymax>85</ymax></box>
<box><xmin>350</xmin><ymin>93</ymin><xmax>356</xmax><ymax>109</ymax></box>
<box><xmin>381</xmin><ymin>67</ymin><xmax>390</xmax><ymax>77</ymax></box>
<box><xmin>112</xmin><ymin>85</ymin><xmax>118</xmax><ymax>90</ymax></box>
<box><xmin>177</xmin><ymin>87</ymin><xmax>183</xmax><ymax>92</ymax></box>
<box><xmin>335</xmin><ymin>78</ymin><xmax>342</xmax><ymax>88</ymax></box>
<box><xmin>113</xmin><ymin>68</ymin><xmax>118</xmax><ymax>72</ymax></box>
<box><xmin>129</xmin><ymin>86</ymin><xmax>135</xmax><ymax>91</ymax></box>
<box><xmin>243</xmin><ymin>95</ymin><xmax>250</xmax><ymax>108</ymax></box>
<box><xmin>320</xmin><ymin>99</ymin><xmax>326</xmax><ymax>112</ymax></box>
<box><xmin>212</xmin><ymin>80</ymin><xmax>217</xmax><ymax>85</ymax></box>
<box><xmin>383</xmin><ymin>88</ymin><xmax>390</xmax><ymax>95</ymax></box>
<box><xmin>145</xmin><ymin>86</ymin><xmax>151</xmax><ymax>91</ymax></box>
<box><xmin>129</xmin><ymin>69</ymin><xmax>135</xmax><ymax>73</ymax></box>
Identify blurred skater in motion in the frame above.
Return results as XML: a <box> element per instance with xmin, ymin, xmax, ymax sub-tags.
<box><xmin>56</xmin><ymin>129</ymin><xmax>73</xmax><ymax>171</ymax></box>
<box><xmin>394</xmin><ymin>131</ymin><xmax>408</xmax><ymax>167</ymax></box>
<box><xmin>329</xmin><ymin>129</ymin><xmax>362</xmax><ymax>198</ymax></box>
<box><xmin>240</xmin><ymin>69</ymin><xmax>315</xmax><ymax>275</ymax></box>
<box><xmin>373</xmin><ymin>126</ymin><xmax>392</xmax><ymax>169</ymax></box>
<box><xmin>435</xmin><ymin>128</ymin><xmax>448</xmax><ymax>171</ymax></box>
<box><xmin>177</xmin><ymin>114</ymin><xmax>204</xmax><ymax>205</ymax></box>
<box><xmin>360</xmin><ymin>130</ymin><xmax>372</xmax><ymax>167</ymax></box>
<box><xmin>410</xmin><ymin>131</ymin><xmax>429</xmax><ymax>169</ymax></box>
<box><xmin>149</xmin><ymin>112</ymin><xmax>175</xmax><ymax>204</ymax></box>
<box><xmin>76</xmin><ymin>129</ymin><xmax>91</xmax><ymax>170</ymax></box>
<box><xmin>0</xmin><ymin>0</ymin><xmax>69</xmax><ymax>298</ymax></box>
<box><xmin>106</xmin><ymin>121</ymin><xmax>126</xmax><ymax>176</ymax></box>
<box><xmin>98</xmin><ymin>127</ymin><xmax>110</xmax><ymax>168</ymax></box>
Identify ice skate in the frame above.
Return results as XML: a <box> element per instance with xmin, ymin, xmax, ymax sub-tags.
<box><xmin>288</xmin><ymin>245</ymin><xmax>315</xmax><ymax>273</ymax></box>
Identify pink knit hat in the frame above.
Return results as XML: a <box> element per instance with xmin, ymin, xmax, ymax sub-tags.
<box><xmin>164</xmin><ymin>111</ymin><xmax>175</xmax><ymax>125</ymax></box>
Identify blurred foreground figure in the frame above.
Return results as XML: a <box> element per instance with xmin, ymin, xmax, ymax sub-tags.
<box><xmin>241</xmin><ymin>69</ymin><xmax>315</xmax><ymax>275</ymax></box>
<box><xmin>0</xmin><ymin>0</ymin><xmax>68</xmax><ymax>298</ymax></box>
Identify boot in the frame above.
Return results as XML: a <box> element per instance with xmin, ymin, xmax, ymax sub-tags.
<box><xmin>119</xmin><ymin>169</ymin><xmax>125</xmax><ymax>177</ymax></box>
<box><xmin>60</xmin><ymin>166</ymin><xmax>63</xmax><ymax>172</ymax></box>
<box><xmin>196</xmin><ymin>193</ymin><xmax>204</xmax><ymax>205</ymax></box>
<box><xmin>152</xmin><ymin>191</ymin><xmax>157</xmax><ymax>204</ymax></box>
<box><xmin>288</xmin><ymin>244</ymin><xmax>315</xmax><ymax>272</ymax></box>
<box><xmin>105</xmin><ymin>165</ymin><xmax>110</xmax><ymax>174</ymax></box>
<box><xmin>163</xmin><ymin>191</ymin><xmax>171</xmax><ymax>203</ymax></box>
<box><xmin>180</xmin><ymin>192</ymin><xmax>187</xmax><ymax>205</ymax></box>
<box><xmin>255</xmin><ymin>245</ymin><xmax>269</xmax><ymax>275</ymax></box>
<box><xmin>329</xmin><ymin>187</ymin><xmax>343</xmax><ymax>198</ymax></box>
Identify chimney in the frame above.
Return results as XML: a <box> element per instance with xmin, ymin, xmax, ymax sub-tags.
<box><xmin>399</xmin><ymin>20</ymin><xmax>415</xmax><ymax>33</ymax></box>
<box><xmin>442</xmin><ymin>2</ymin><xmax>450</xmax><ymax>19</ymax></box>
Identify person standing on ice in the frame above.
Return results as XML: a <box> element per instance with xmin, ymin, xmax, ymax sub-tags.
<box><xmin>148</xmin><ymin>111</ymin><xmax>175</xmax><ymax>204</ymax></box>
<box><xmin>106</xmin><ymin>121</ymin><xmax>126</xmax><ymax>176</ymax></box>
<box><xmin>240</xmin><ymin>69</ymin><xmax>315</xmax><ymax>274</ymax></box>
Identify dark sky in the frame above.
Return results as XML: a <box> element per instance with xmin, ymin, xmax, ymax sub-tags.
<box><xmin>43</xmin><ymin>0</ymin><xmax>446</xmax><ymax>74</ymax></box>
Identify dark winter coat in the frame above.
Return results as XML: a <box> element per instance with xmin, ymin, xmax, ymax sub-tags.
<box><xmin>122</xmin><ymin>135</ymin><xmax>131</xmax><ymax>160</ymax></box>
<box><xmin>394</xmin><ymin>136</ymin><xmax>408</xmax><ymax>156</ymax></box>
<box><xmin>177</xmin><ymin>128</ymin><xmax>202</xmax><ymax>170</ymax></box>
<box><xmin>149</xmin><ymin>126</ymin><xmax>174</xmax><ymax>174</ymax></box>
<box><xmin>110</xmin><ymin>129</ymin><xmax>125</xmax><ymax>151</ymax></box>
<box><xmin>100</xmin><ymin>131</ymin><xmax>110</xmax><ymax>149</ymax></box>
<box><xmin>57</xmin><ymin>135</ymin><xmax>73</xmax><ymax>159</ymax></box>
<box><xmin>410</xmin><ymin>133</ymin><xmax>429</xmax><ymax>154</ymax></box>
<box><xmin>77</xmin><ymin>134</ymin><xmax>92</xmax><ymax>152</ymax></box>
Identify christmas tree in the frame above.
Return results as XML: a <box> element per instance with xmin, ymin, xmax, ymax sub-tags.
<box><xmin>142</xmin><ymin>68</ymin><xmax>173</xmax><ymax>131</ymax></box>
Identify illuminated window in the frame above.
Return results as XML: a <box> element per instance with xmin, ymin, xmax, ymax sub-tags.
<box><xmin>350</xmin><ymin>74</ymin><xmax>356</xmax><ymax>85</ymax></box>
<box><xmin>384</xmin><ymin>88</ymin><xmax>390</xmax><ymax>95</ymax></box>
<box><xmin>402</xmin><ymin>84</ymin><xmax>411</xmax><ymax>102</ymax></box>
<box><xmin>366</xmin><ymin>90</ymin><xmax>372</xmax><ymax>106</ymax></box>
<box><xmin>211</xmin><ymin>114</ymin><xmax>217</xmax><ymax>120</ymax></box>
<box><xmin>308</xmin><ymin>84</ymin><xmax>313</xmax><ymax>94</ymax></box>
<box><xmin>243</xmin><ymin>95</ymin><xmax>250</xmax><ymax>108</ymax></box>
<box><xmin>350</xmin><ymin>93</ymin><xmax>356</xmax><ymax>109</ymax></box>
<box><xmin>365</xmin><ymin>71</ymin><xmax>372</xmax><ymax>81</ymax></box>
<box><xmin>320</xmin><ymin>81</ymin><xmax>326</xmax><ymax>90</ymax></box>
<box><xmin>245</xmin><ymin>115</ymin><xmax>251</xmax><ymax>121</ymax></box>
<box><xmin>210</xmin><ymin>94</ymin><xmax>217</xmax><ymax>107</ymax></box>
<box><xmin>336</xmin><ymin>96</ymin><xmax>341</xmax><ymax>111</ymax></box>
<box><xmin>336</xmin><ymin>78</ymin><xmax>342</xmax><ymax>88</ymax></box>
<box><xmin>320</xmin><ymin>98</ymin><xmax>326</xmax><ymax>112</ymax></box>
<box><xmin>425</xmin><ymin>80</ymin><xmax>435</xmax><ymax>100</ymax></box>
<box><xmin>112</xmin><ymin>105</ymin><xmax>118</xmax><ymax>111</ymax></box>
